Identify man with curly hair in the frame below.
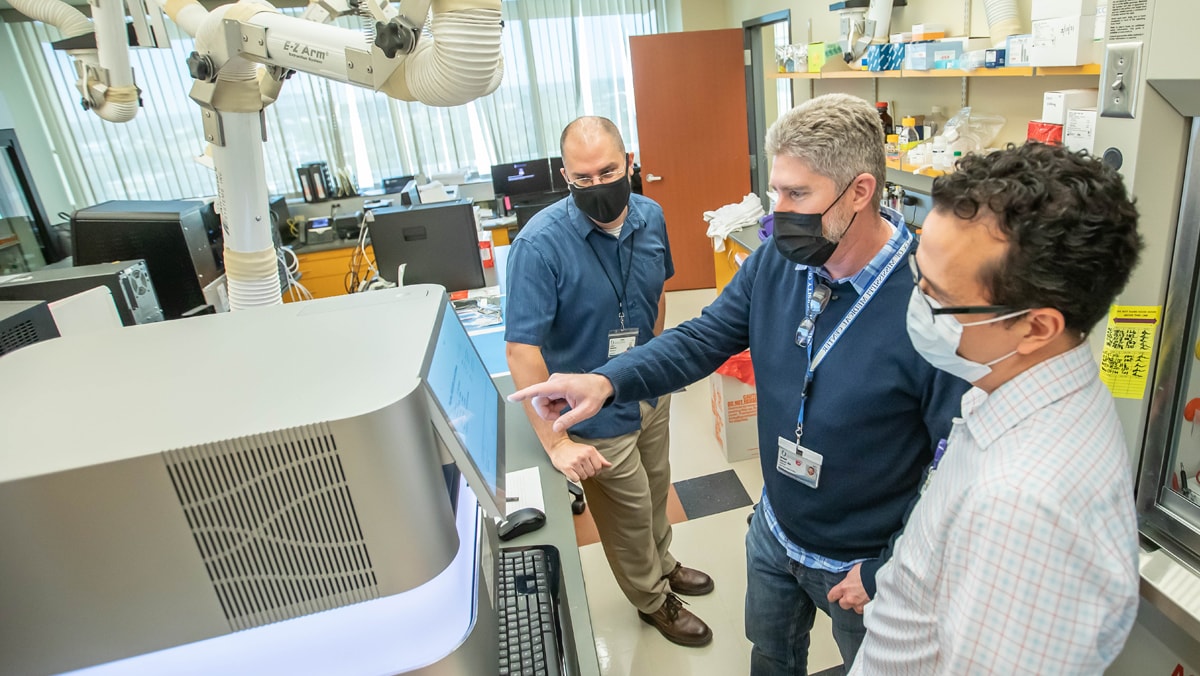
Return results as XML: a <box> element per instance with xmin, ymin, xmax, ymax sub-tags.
<box><xmin>851</xmin><ymin>142</ymin><xmax>1144</xmax><ymax>674</ymax></box>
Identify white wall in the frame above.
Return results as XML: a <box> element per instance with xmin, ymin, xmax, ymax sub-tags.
<box><xmin>676</xmin><ymin>0</ymin><xmax>731</xmax><ymax>31</ymax></box>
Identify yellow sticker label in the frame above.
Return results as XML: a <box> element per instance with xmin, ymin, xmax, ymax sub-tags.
<box><xmin>1099</xmin><ymin>305</ymin><xmax>1160</xmax><ymax>399</ymax></box>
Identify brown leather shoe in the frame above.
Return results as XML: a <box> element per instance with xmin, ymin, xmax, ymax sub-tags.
<box><xmin>637</xmin><ymin>593</ymin><xmax>713</xmax><ymax>647</ymax></box>
<box><xmin>665</xmin><ymin>562</ymin><xmax>714</xmax><ymax>596</ymax></box>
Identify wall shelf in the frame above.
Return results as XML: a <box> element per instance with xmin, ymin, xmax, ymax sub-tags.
<box><xmin>769</xmin><ymin>64</ymin><xmax>1099</xmax><ymax>80</ymax></box>
<box><xmin>886</xmin><ymin>158</ymin><xmax>944</xmax><ymax>177</ymax></box>
<box><xmin>822</xmin><ymin>69</ymin><xmax>902</xmax><ymax>79</ymax></box>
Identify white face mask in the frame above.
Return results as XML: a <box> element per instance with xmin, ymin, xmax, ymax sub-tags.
<box><xmin>906</xmin><ymin>287</ymin><xmax>1029</xmax><ymax>383</ymax></box>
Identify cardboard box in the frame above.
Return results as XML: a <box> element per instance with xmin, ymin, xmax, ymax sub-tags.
<box><xmin>1031</xmin><ymin>15</ymin><xmax>1096</xmax><ymax>66</ymax></box>
<box><xmin>985</xmin><ymin>48</ymin><xmax>1006</xmax><ymax>68</ymax></box>
<box><xmin>867</xmin><ymin>43</ymin><xmax>905</xmax><ymax>71</ymax></box>
<box><xmin>1027</xmin><ymin>120</ymin><xmax>1064</xmax><ymax>144</ymax></box>
<box><xmin>1042</xmin><ymin>88</ymin><xmax>1098</xmax><ymax>125</ymax></box>
<box><xmin>807</xmin><ymin>42</ymin><xmax>843</xmax><ymax>73</ymax></box>
<box><xmin>904</xmin><ymin>41</ymin><xmax>963</xmax><ymax>71</ymax></box>
<box><xmin>911</xmin><ymin>23</ymin><xmax>947</xmax><ymax>40</ymax></box>
<box><xmin>710</xmin><ymin>372</ymin><xmax>759</xmax><ymax>463</ymax></box>
<box><xmin>1031</xmin><ymin>0</ymin><xmax>1098</xmax><ymax>21</ymax></box>
<box><xmin>1064</xmin><ymin>107</ymin><xmax>1098</xmax><ymax>153</ymax></box>
<box><xmin>1007</xmin><ymin>34</ymin><xmax>1034</xmax><ymax>66</ymax></box>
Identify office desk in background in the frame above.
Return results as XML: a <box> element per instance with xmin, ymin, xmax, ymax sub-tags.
<box><xmin>285</xmin><ymin>239</ymin><xmax>499</xmax><ymax>302</ymax></box>
<box><xmin>481</xmin><ymin>215</ymin><xmax>518</xmax><ymax>247</ymax></box>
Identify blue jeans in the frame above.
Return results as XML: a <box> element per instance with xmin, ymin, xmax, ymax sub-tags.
<box><xmin>744</xmin><ymin>503</ymin><xmax>866</xmax><ymax>676</ymax></box>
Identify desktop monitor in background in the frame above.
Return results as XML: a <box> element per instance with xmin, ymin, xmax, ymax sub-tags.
<box><xmin>381</xmin><ymin>174</ymin><xmax>416</xmax><ymax>194</ymax></box>
<box><xmin>549</xmin><ymin>157</ymin><xmax>568</xmax><ymax>192</ymax></box>
<box><xmin>490</xmin><ymin>159</ymin><xmax>552</xmax><ymax>197</ymax></box>
<box><xmin>370</xmin><ymin>199</ymin><xmax>486</xmax><ymax>292</ymax></box>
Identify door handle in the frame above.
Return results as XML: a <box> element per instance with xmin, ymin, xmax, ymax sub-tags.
<box><xmin>645</xmin><ymin>173</ymin><xmax>663</xmax><ymax>182</ymax></box>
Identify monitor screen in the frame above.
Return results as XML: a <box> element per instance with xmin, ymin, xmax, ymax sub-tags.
<box><xmin>490</xmin><ymin>159</ymin><xmax>552</xmax><ymax>197</ymax></box>
<box><xmin>425</xmin><ymin>302</ymin><xmax>503</xmax><ymax>508</ymax></box>
<box><xmin>369</xmin><ymin>200</ymin><xmax>485</xmax><ymax>292</ymax></box>
<box><xmin>549</xmin><ymin>157</ymin><xmax>568</xmax><ymax>192</ymax></box>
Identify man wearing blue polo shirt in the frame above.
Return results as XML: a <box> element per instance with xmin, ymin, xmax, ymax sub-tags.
<box><xmin>509</xmin><ymin>95</ymin><xmax>969</xmax><ymax>674</ymax></box>
<box><xmin>505</xmin><ymin>116</ymin><xmax>714</xmax><ymax>647</ymax></box>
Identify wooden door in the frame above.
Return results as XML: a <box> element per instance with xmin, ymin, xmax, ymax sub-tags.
<box><xmin>631</xmin><ymin>29</ymin><xmax>751</xmax><ymax>291</ymax></box>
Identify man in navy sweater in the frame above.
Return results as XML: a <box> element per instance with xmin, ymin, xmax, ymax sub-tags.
<box><xmin>510</xmin><ymin>93</ymin><xmax>967</xmax><ymax>674</ymax></box>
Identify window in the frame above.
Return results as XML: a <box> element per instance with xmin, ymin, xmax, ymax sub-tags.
<box><xmin>7</xmin><ymin>0</ymin><xmax>670</xmax><ymax>205</ymax></box>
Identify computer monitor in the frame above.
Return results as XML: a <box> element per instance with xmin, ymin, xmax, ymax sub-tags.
<box><xmin>549</xmin><ymin>156</ymin><xmax>568</xmax><ymax>192</ymax></box>
<box><xmin>490</xmin><ymin>159</ymin><xmax>552</xmax><ymax>197</ymax></box>
<box><xmin>425</xmin><ymin>300</ymin><xmax>502</xmax><ymax>502</ymax></box>
<box><xmin>381</xmin><ymin>174</ymin><xmax>416</xmax><ymax>194</ymax></box>
<box><xmin>370</xmin><ymin>199</ymin><xmax>485</xmax><ymax>292</ymax></box>
<box><xmin>515</xmin><ymin>202</ymin><xmax>555</xmax><ymax>229</ymax></box>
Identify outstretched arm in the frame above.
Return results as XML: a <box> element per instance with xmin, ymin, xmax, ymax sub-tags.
<box><xmin>506</xmin><ymin>344</ymin><xmax>613</xmax><ymax>479</ymax></box>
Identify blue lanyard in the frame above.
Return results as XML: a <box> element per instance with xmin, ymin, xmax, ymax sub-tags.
<box><xmin>794</xmin><ymin>235</ymin><xmax>912</xmax><ymax>442</ymax></box>
<box><xmin>585</xmin><ymin>229</ymin><xmax>636</xmax><ymax>329</ymax></box>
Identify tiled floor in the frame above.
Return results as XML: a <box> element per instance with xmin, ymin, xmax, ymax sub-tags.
<box><xmin>577</xmin><ymin>288</ymin><xmax>845</xmax><ymax>676</ymax></box>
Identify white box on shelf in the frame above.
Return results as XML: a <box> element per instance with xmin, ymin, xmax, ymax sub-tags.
<box><xmin>1007</xmin><ymin>34</ymin><xmax>1034</xmax><ymax>66</ymax></box>
<box><xmin>710</xmin><ymin>372</ymin><xmax>759</xmax><ymax>463</ymax></box>
<box><xmin>1031</xmin><ymin>15</ymin><xmax>1096</xmax><ymax>66</ymax></box>
<box><xmin>1031</xmin><ymin>0</ymin><xmax>1098</xmax><ymax>21</ymax></box>
<box><xmin>1065</xmin><ymin>107</ymin><xmax>1098</xmax><ymax>153</ymax></box>
<box><xmin>1042</xmin><ymin>88</ymin><xmax>1098</xmax><ymax>125</ymax></box>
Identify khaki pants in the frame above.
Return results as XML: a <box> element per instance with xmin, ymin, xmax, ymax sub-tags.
<box><xmin>572</xmin><ymin>394</ymin><xmax>676</xmax><ymax>615</ymax></box>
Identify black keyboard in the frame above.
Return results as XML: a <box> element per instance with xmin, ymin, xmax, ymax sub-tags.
<box><xmin>498</xmin><ymin>546</ymin><xmax>562</xmax><ymax>676</ymax></box>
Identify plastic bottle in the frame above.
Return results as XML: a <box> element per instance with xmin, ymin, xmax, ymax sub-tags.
<box><xmin>925</xmin><ymin>106</ymin><xmax>947</xmax><ymax>139</ymax></box>
<box><xmin>931</xmin><ymin>137</ymin><xmax>948</xmax><ymax>171</ymax></box>
<box><xmin>907</xmin><ymin>142</ymin><xmax>929</xmax><ymax>168</ymax></box>
<box><xmin>885</xmin><ymin>134</ymin><xmax>900</xmax><ymax>162</ymax></box>
<box><xmin>947</xmin><ymin>150</ymin><xmax>963</xmax><ymax>173</ymax></box>
<box><xmin>898</xmin><ymin>116</ymin><xmax>920</xmax><ymax>156</ymax></box>
<box><xmin>876</xmin><ymin>102</ymin><xmax>894</xmax><ymax>136</ymax></box>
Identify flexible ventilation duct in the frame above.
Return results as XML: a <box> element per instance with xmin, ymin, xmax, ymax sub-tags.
<box><xmin>8</xmin><ymin>0</ymin><xmax>91</xmax><ymax>38</ymax></box>
<box><xmin>982</xmin><ymin>0</ymin><xmax>1022</xmax><ymax>48</ymax></box>
<box><xmin>10</xmin><ymin>0</ymin><xmax>139</xmax><ymax>122</ymax></box>
<box><xmin>381</xmin><ymin>0</ymin><xmax>504</xmax><ymax>105</ymax></box>
<box><xmin>88</xmin><ymin>0</ymin><xmax>139</xmax><ymax>121</ymax></box>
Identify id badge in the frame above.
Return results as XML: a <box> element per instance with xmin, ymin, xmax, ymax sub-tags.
<box><xmin>776</xmin><ymin>436</ymin><xmax>823</xmax><ymax>489</ymax></box>
<box><xmin>607</xmin><ymin>328</ymin><xmax>639</xmax><ymax>359</ymax></box>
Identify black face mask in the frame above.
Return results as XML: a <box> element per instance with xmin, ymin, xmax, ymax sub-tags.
<box><xmin>773</xmin><ymin>181</ymin><xmax>856</xmax><ymax>266</ymax></box>
<box><xmin>569</xmin><ymin>173</ymin><xmax>632</xmax><ymax>225</ymax></box>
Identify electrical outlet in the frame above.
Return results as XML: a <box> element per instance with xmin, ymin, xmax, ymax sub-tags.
<box><xmin>1099</xmin><ymin>42</ymin><xmax>1142</xmax><ymax>119</ymax></box>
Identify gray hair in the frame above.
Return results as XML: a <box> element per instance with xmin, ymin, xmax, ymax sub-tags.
<box><xmin>560</xmin><ymin>116</ymin><xmax>626</xmax><ymax>157</ymax></box>
<box><xmin>765</xmin><ymin>93</ymin><xmax>885</xmax><ymax>206</ymax></box>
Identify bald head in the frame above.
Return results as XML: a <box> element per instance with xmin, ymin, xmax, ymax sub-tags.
<box><xmin>560</xmin><ymin>116</ymin><xmax>626</xmax><ymax>157</ymax></box>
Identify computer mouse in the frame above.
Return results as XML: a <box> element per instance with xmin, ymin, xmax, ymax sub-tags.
<box><xmin>498</xmin><ymin>507</ymin><xmax>546</xmax><ymax>541</ymax></box>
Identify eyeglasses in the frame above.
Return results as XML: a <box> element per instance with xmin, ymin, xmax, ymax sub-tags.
<box><xmin>908</xmin><ymin>251</ymin><xmax>1016</xmax><ymax>320</ymax></box>
<box><xmin>565</xmin><ymin>167</ymin><xmax>627</xmax><ymax>189</ymax></box>
<box><xmin>795</xmin><ymin>283</ymin><xmax>831</xmax><ymax>347</ymax></box>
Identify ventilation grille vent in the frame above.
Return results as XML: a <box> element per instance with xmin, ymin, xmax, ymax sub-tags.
<box><xmin>0</xmin><ymin>319</ymin><xmax>41</xmax><ymax>355</ymax></box>
<box><xmin>163</xmin><ymin>424</ymin><xmax>379</xmax><ymax>630</ymax></box>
